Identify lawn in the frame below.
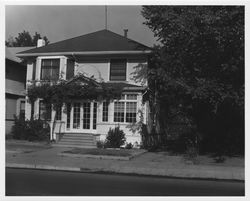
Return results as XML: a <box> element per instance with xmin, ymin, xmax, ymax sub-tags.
<box><xmin>63</xmin><ymin>148</ymin><xmax>139</xmax><ymax>157</ymax></box>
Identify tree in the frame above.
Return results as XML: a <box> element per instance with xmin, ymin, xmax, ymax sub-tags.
<box><xmin>141</xmin><ymin>6</ymin><xmax>244</xmax><ymax>155</ymax></box>
<box><xmin>6</xmin><ymin>30</ymin><xmax>50</xmax><ymax>47</ymax></box>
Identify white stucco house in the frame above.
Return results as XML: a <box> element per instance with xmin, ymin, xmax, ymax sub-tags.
<box><xmin>17</xmin><ymin>29</ymin><xmax>152</xmax><ymax>147</ymax></box>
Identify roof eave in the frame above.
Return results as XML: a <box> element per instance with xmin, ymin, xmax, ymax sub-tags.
<box><xmin>16</xmin><ymin>50</ymin><xmax>152</xmax><ymax>57</ymax></box>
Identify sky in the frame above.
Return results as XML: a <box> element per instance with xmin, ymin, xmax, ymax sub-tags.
<box><xmin>5</xmin><ymin>5</ymin><xmax>158</xmax><ymax>47</ymax></box>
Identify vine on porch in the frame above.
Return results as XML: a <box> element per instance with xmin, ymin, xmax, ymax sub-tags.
<box><xmin>27</xmin><ymin>74</ymin><xmax>124</xmax><ymax>109</ymax></box>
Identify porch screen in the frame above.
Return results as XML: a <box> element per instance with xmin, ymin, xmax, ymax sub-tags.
<box><xmin>110</xmin><ymin>59</ymin><xmax>126</xmax><ymax>81</ymax></box>
<box><xmin>41</xmin><ymin>59</ymin><xmax>60</xmax><ymax>80</ymax></box>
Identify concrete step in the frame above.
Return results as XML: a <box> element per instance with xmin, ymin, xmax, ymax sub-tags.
<box><xmin>56</xmin><ymin>133</ymin><xmax>97</xmax><ymax>148</ymax></box>
<box><xmin>58</xmin><ymin>142</ymin><xmax>95</xmax><ymax>146</ymax></box>
<box><xmin>61</xmin><ymin>136</ymin><xmax>94</xmax><ymax>140</ymax></box>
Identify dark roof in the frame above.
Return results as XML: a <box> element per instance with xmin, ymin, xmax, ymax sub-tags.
<box><xmin>18</xmin><ymin>29</ymin><xmax>152</xmax><ymax>55</ymax></box>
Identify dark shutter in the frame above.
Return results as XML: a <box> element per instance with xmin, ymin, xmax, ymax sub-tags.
<box><xmin>32</xmin><ymin>63</ymin><xmax>36</xmax><ymax>80</ymax></box>
<box><xmin>66</xmin><ymin>59</ymin><xmax>75</xmax><ymax>80</ymax></box>
<box><xmin>110</xmin><ymin>59</ymin><xmax>126</xmax><ymax>81</ymax></box>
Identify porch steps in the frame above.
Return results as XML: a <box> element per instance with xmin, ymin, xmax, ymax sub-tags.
<box><xmin>55</xmin><ymin>133</ymin><xmax>96</xmax><ymax>148</ymax></box>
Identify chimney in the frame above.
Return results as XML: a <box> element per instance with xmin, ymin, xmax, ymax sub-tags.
<box><xmin>123</xmin><ymin>29</ymin><xmax>128</xmax><ymax>38</ymax></box>
<box><xmin>37</xmin><ymin>39</ymin><xmax>45</xmax><ymax>47</ymax></box>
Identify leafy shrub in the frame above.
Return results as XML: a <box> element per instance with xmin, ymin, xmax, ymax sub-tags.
<box><xmin>125</xmin><ymin>142</ymin><xmax>133</xmax><ymax>149</ymax></box>
<box><xmin>27</xmin><ymin>119</ymin><xmax>50</xmax><ymax>141</ymax></box>
<box><xmin>105</xmin><ymin>127</ymin><xmax>126</xmax><ymax>148</ymax></box>
<box><xmin>184</xmin><ymin>146</ymin><xmax>199</xmax><ymax>164</ymax></box>
<box><xmin>12</xmin><ymin>115</ymin><xmax>29</xmax><ymax>140</ymax></box>
<box><xmin>11</xmin><ymin>116</ymin><xmax>50</xmax><ymax>142</ymax></box>
<box><xmin>96</xmin><ymin>140</ymin><xmax>105</xmax><ymax>149</ymax></box>
<box><xmin>214</xmin><ymin>155</ymin><xmax>226</xmax><ymax>163</ymax></box>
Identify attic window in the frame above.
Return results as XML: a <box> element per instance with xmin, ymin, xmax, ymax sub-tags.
<box><xmin>41</xmin><ymin>59</ymin><xmax>60</xmax><ymax>80</ymax></box>
<box><xmin>110</xmin><ymin>59</ymin><xmax>126</xmax><ymax>81</ymax></box>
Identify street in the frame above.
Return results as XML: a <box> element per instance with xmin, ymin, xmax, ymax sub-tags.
<box><xmin>6</xmin><ymin>168</ymin><xmax>244</xmax><ymax>196</ymax></box>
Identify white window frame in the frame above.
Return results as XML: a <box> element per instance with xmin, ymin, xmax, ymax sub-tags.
<box><xmin>36</xmin><ymin>56</ymin><xmax>67</xmax><ymax>81</ymax></box>
<box><xmin>113</xmin><ymin>93</ymin><xmax>138</xmax><ymax>124</ymax></box>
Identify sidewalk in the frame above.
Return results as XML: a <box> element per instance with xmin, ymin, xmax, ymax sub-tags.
<box><xmin>6</xmin><ymin>141</ymin><xmax>244</xmax><ymax>181</ymax></box>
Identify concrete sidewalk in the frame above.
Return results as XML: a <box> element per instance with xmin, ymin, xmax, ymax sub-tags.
<box><xmin>6</xmin><ymin>142</ymin><xmax>244</xmax><ymax>181</ymax></box>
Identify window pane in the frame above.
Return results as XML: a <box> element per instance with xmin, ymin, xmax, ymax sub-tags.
<box><xmin>41</xmin><ymin>59</ymin><xmax>60</xmax><ymax>80</ymax></box>
<box><xmin>114</xmin><ymin>102</ymin><xmax>125</xmax><ymax>122</ymax></box>
<box><xmin>127</xmin><ymin>94</ymin><xmax>137</xmax><ymax>100</ymax></box>
<box><xmin>51</xmin><ymin>59</ymin><xmax>60</xmax><ymax>67</ymax></box>
<box><xmin>83</xmin><ymin>102</ymin><xmax>90</xmax><ymax>129</ymax></box>
<box><xmin>102</xmin><ymin>101</ymin><xmax>109</xmax><ymax>122</ymax></box>
<box><xmin>66</xmin><ymin>103</ymin><xmax>71</xmax><ymax>129</ymax></box>
<box><xmin>93</xmin><ymin>102</ymin><xmax>97</xmax><ymax>129</ymax></box>
<box><xmin>41</xmin><ymin>66</ymin><xmax>51</xmax><ymax>80</ymax></box>
<box><xmin>73</xmin><ymin>103</ymin><xmax>80</xmax><ymax>129</ymax></box>
<box><xmin>126</xmin><ymin>102</ymin><xmax>137</xmax><ymax>123</ymax></box>
<box><xmin>20</xmin><ymin>101</ymin><xmax>25</xmax><ymax>119</ymax></box>
<box><xmin>110</xmin><ymin>59</ymin><xmax>126</xmax><ymax>81</ymax></box>
<box><xmin>51</xmin><ymin>66</ymin><xmax>59</xmax><ymax>80</ymax></box>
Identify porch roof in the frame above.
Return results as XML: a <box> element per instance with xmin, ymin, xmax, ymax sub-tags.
<box><xmin>103</xmin><ymin>82</ymin><xmax>146</xmax><ymax>92</ymax></box>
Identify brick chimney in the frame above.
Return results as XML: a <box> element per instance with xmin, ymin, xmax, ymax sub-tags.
<box><xmin>123</xmin><ymin>29</ymin><xmax>128</xmax><ymax>38</ymax></box>
<box><xmin>37</xmin><ymin>39</ymin><xmax>45</xmax><ymax>47</ymax></box>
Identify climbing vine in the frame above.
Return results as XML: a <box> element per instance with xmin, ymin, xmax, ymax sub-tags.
<box><xmin>27</xmin><ymin>74</ymin><xmax>124</xmax><ymax>109</ymax></box>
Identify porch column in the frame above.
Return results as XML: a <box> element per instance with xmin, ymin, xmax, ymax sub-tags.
<box><xmin>109</xmin><ymin>100</ymin><xmax>114</xmax><ymax>123</ymax></box>
<box><xmin>61</xmin><ymin>103</ymin><xmax>67</xmax><ymax>131</ymax></box>
<box><xmin>51</xmin><ymin>108</ymin><xmax>56</xmax><ymax>140</ymax></box>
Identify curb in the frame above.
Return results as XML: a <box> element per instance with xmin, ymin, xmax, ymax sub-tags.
<box><xmin>6</xmin><ymin>163</ymin><xmax>244</xmax><ymax>182</ymax></box>
<box><xmin>58</xmin><ymin>153</ymin><xmax>131</xmax><ymax>160</ymax></box>
<box><xmin>58</xmin><ymin>150</ymin><xmax>147</xmax><ymax>161</ymax></box>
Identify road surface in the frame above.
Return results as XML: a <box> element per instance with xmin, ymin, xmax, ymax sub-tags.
<box><xmin>6</xmin><ymin>168</ymin><xmax>244</xmax><ymax>196</ymax></box>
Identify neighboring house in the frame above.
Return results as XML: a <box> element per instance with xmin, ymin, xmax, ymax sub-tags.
<box><xmin>17</xmin><ymin>29</ymin><xmax>152</xmax><ymax>147</ymax></box>
<box><xmin>5</xmin><ymin>46</ymin><xmax>35</xmax><ymax>135</ymax></box>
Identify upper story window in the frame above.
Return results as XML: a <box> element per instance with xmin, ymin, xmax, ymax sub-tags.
<box><xmin>110</xmin><ymin>59</ymin><xmax>126</xmax><ymax>81</ymax></box>
<box><xmin>41</xmin><ymin>59</ymin><xmax>60</xmax><ymax>80</ymax></box>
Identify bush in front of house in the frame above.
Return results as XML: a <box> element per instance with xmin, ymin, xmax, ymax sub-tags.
<box><xmin>96</xmin><ymin>140</ymin><xmax>105</xmax><ymax>149</ymax></box>
<box><xmin>11</xmin><ymin>116</ymin><xmax>50</xmax><ymax>142</ymax></box>
<box><xmin>125</xmin><ymin>142</ymin><xmax>133</xmax><ymax>149</ymax></box>
<box><xmin>27</xmin><ymin>119</ymin><xmax>50</xmax><ymax>142</ymax></box>
<box><xmin>12</xmin><ymin>115</ymin><xmax>28</xmax><ymax>140</ymax></box>
<box><xmin>105</xmin><ymin>127</ymin><xmax>126</xmax><ymax>148</ymax></box>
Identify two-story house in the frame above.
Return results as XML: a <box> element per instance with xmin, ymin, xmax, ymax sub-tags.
<box><xmin>17</xmin><ymin>29</ymin><xmax>151</xmax><ymax>147</ymax></box>
<box><xmin>5</xmin><ymin>46</ymin><xmax>35</xmax><ymax>135</ymax></box>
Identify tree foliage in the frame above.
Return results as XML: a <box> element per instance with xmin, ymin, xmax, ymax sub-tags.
<box><xmin>6</xmin><ymin>30</ymin><xmax>49</xmax><ymax>47</ymax></box>
<box><xmin>141</xmin><ymin>6</ymin><xmax>244</xmax><ymax>155</ymax></box>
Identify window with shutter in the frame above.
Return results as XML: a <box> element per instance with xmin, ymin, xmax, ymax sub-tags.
<box><xmin>110</xmin><ymin>59</ymin><xmax>126</xmax><ymax>81</ymax></box>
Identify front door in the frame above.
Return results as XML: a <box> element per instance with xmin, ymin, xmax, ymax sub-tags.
<box><xmin>66</xmin><ymin>101</ymin><xmax>97</xmax><ymax>133</ymax></box>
